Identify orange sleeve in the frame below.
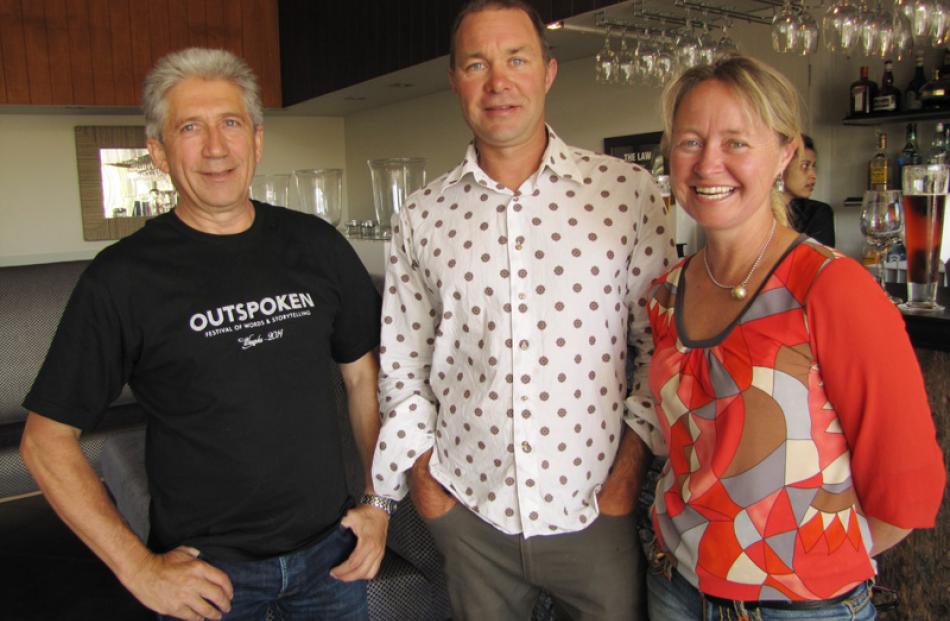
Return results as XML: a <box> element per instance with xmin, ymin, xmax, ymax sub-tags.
<box><xmin>806</xmin><ymin>257</ymin><xmax>945</xmax><ymax>528</ymax></box>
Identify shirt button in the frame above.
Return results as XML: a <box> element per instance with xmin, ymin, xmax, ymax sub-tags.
<box><xmin>521</xmin><ymin>395</ymin><xmax>528</xmax><ymax>402</ymax></box>
<box><xmin>518</xmin><ymin>293</ymin><xmax>527</xmax><ymax>301</ymax></box>
<box><xmin>515</xmin><ymin>243</ymin><xmax>524</xmax><ymax>251</ymax></box>
<box><xmin>519</xmin><ymin>340</ymin><xmax>529</xmax><ymax>350</ymax></box>
<box><xmin>521</xmin><ymin>441</ymin><xmax>531</xmax><ymax>453</ymax></box>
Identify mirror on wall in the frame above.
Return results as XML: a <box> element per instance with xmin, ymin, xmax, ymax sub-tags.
<box><xmin>75</xmin><ymin>126</ymin><xmax>176</xmax><ymax>241</ymax></box>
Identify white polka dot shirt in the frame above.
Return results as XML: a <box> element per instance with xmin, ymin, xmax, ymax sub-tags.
<box><xmin>372</xmin><ymin>128</ymin><xmax>676</xmax><ymax>537</ymax></box>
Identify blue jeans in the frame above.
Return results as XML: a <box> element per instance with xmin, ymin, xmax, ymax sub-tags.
<box><xmin>159</xmin><ymin>525</ymin><xmax>368</xmax><ymax>621</ymax></box>
<box><xmin>647</xmin><ymin>569</ymin><xmax>876</xmax><ymax>621</ymax></box>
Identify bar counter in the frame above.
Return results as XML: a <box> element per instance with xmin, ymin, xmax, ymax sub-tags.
<box><xmin>888</xmin><ymin>284</ymin><xmax>950</xmax><ymax>352</ymax></box>
<box><xmin>879</xmin><ymin>285</ymin><xmax>949</xmax><ymax>620</ymax></box>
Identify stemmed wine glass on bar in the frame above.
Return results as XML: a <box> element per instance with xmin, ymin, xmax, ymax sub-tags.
<box><xmin>861</xmin><ymin>189</ymin><xmax>905</xmax><ymax>303</ymax></box>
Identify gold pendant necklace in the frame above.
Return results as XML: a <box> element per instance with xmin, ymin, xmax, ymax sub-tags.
<box><xmin>703</xmin><ymin>219</ymin><xmax>777</xmax><ymax>301</ymax></box>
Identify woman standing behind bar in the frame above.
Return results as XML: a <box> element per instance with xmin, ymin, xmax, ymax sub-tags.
<box><xmin>630</xmin><ymin>54</ymin><xmax>945</xmax><ymax>620</ymax></box>
<box><xmin>781</xmin><ymin>134</ymin><xmax>836</xmax><ymax>246</ymax></box>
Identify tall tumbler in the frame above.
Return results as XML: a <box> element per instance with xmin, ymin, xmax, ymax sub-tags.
<box><xmin>250</xmin><ymin>174</ymin><xmax>291</xmax><ymax>207</ymax></box>
<box><xmin>900</xmin><ymin>164</ymin><xmax>948</xmax><ymax>312</ymax></box>
<box><xmin>367</xmin><ymin>158</ymin><xmax>426</xmax><ymax>239</ymax></box>
<box><xmin>293</xmin><ymin>169</ymin><xmax>343</xmax><ymax>227</ymax></box>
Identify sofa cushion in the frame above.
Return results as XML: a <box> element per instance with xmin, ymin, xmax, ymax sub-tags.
<box><xmin>0</xmin><ymin>260</ymin><xmax>136</xmax><ymax>427</ymax></box>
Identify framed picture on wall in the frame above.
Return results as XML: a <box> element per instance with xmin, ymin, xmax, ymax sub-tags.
<box><xmin>603</xmin><ymin>131</ymin><xmax>667</xmax><ymax>177</ymax></box>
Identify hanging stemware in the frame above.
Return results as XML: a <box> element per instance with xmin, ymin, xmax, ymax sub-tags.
<box><xmin>772</xmin><ymin>0</ymin><xmax>800</xmax><ymax>53</ymax></box>
<box><xmin>594</xmin><ymin>26</ymin><xmax>618</xmax><ymax>84</ymax></box>
<box><xmin>823</xmin><ymin>0</ymin><xmax>861</xmax><ymax>52</ymax></box>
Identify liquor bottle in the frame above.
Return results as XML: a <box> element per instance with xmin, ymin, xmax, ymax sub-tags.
<box><xmin>928</xmin><ymin>122</ymin><xmax>946</xmax><ymax>164</ymax></box>
<box><xmin>850</xmin><ymin>65</ymin><xmax>876</xmax><ymax>116</ymax></box>
<box><xmin>920</xmin><ymin>69</ymin><xmax>950</xmax><ymax>109</ymax></box>
<box><xmin>868</xmin><ymin>131</ymin><xmax>890</xmax><ymax>191</ymax></box>
<box><xmin>872</xmin><ymin>60</ymin><xmax>900</xmax><ymax>113</ymax></box>
<box><xmin>905</xmin><ymin>53</ymin><xmax>927</xmax><ymax>111</ymax></box>
<box><xmin>897</xmin><ymin>123</ymin><xmax>922</xmax><ymax>175</ymax></box>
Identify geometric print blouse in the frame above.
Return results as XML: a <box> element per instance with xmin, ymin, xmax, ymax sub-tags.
<box><xmin>636</xmin><ymin>238</ymin><xmax>945</xmax><ymax>601</ymax></box>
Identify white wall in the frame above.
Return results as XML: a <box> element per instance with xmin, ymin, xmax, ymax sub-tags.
<box><xmin>0</xmin><ymin>114</ymin><xmax>345</xmax><ymax>267</ymax></box>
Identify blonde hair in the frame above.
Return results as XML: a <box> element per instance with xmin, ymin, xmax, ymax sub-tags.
<box><xmin>659</xmin><ymin>54</ymin><xmax>802</xmax><ymax>225</ymax></box>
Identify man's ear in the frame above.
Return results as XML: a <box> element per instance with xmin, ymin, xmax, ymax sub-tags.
<box><xmin>544</xmin><ymin>57</ymin><xmax>558</xmax><ymax>93</ymax></box>
<box><xmin>253</xmin><ymin>125</ymin><xmax>264</xmax><ymax>165</ymax></box>
<box><xmin>147</xmin><ymin>137</ymin><xmax>170</xmax><ymax>175</ymax></box>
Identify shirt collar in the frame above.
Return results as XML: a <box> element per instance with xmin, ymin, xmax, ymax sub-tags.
<box><xmin>439</xmin><ymin>125</ymin><xmax>584</xmax><ymax>195</ymax></box>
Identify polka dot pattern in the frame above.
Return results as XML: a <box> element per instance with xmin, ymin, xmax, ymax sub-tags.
<box><xmin>372</xmin><ymin>128</ymin><xmax>676</xmax><ymax>537</ymax></box>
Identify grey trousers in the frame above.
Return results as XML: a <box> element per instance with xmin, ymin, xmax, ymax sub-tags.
<box><xmin>423</xmin><ymin>504</ymin><xmax>645</xmax><ymax>621</ymax></box>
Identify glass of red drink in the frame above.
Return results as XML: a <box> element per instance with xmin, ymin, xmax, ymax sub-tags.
<box><xmin>900</xmin><ymin>164</ymin><xmax>948</xmax><ymax>312</ymax></box>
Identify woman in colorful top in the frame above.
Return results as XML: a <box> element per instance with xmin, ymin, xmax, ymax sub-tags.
<box><xmin>629</xmin><ymin>54</ymin><xmax>945</xmax><ymax>620</ymax></box>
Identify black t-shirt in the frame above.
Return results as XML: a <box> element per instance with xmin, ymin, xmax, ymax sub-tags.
<box><xmin>789</xmin><ymin>198</ymin><xmax>836</xmax><ymax>247</ymax></box>
<box><xmin>24</xmin><ymin>202</ymin><xmax>381</xmax><ymax>561</ymax></box>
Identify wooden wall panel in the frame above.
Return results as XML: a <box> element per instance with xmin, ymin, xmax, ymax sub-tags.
<box><xmin>0</xmin><ymin>0</ymin><xmax>29</xmax><ymax>103</ymax></box>
<box><xmin>186</xmin><ymin>0</ymin><xmax>208</xmax><ymax>48</ymax></box>
<box><xmin>165</xmin><ymin>0</ymin><xmax>189</xmax><ymax>53</ymax></box>
<box><xmin>44</xmin><ymin>0</ymin><xmax>74</xmax><ymax>105</ymax></box>
<box><xmin>87</xmin><ymin>0</ymin><xmax>116</xmax><ymax>105</ymax></box>
<box><xmin>205</xmin><ymin>0</ymin><xmax>227</xmax><ymax>50</ymax></box>
<box><xmin>0</xmin><ymin>20</ymin><xmax>6</xmax><ymax>103</ymax></box>
<box><xmin>21</xmin><ymin>0</ymin><xmax>52</xmax><ymax>104</ymax></box>
<box><xmin>109</xmin><ymin>0</ymin><xmax>135</xmax><ymax>105</ymax></box>
<box><xmin>148</xmin><ymin>0</ymin><xmax>172</xmax><ymax>65</ymax></box>
<box><xmin>66</xmin><ymin>0</ymin><xmax>95</xmax><ymax>104</ymax></box>
<box><xmin>255</xmin><ymin>0</ymin><xmax>280</xmax><ymax>107</ymax></box>
<box><xmin>129</xmin><ymin>1</ymin><xmax>152</xmax><ymax>97</ymax></box>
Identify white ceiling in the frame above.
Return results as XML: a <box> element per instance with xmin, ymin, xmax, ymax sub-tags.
<box><xmin>277</xmin><ymin>0</ymin><xmax>782</xmax><ymax>117</ymax></box>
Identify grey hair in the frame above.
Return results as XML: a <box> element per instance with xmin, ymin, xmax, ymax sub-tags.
<box><xmin>142</xmin><ymin>47</ymin><xmax>263</xmax><ymax>141</ymax></box>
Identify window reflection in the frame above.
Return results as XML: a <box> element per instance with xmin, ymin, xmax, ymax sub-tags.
<box><xmin>99</xmin><ymin>148</ymin><xmax>177</xmax><ymax>218</ymax></box>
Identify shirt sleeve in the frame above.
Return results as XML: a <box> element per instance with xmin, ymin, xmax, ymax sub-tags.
<box><xmin>370</xmin><ymin>205</ymin><xmax>441</xmax><ymax>501</ymax></box>
<box><xmin>806</xmin><ymin>257</ymin><xmax>945</xmax><ymax>528</ymax></box>
<box><xmin>623</xmin><ymin>172</ymin><xmax>677</xmax><ymax>451</ymax></box>
<box><xmin>22</xmin><ymin>264</ymin><xmax>131</xmax><ymax>431</ymax></box>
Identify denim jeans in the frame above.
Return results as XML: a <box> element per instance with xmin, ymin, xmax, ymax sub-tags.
<box><xmin>647</xmin><ymin>569</ymin><xmax>876</xmax><ymax>621</ymax></box>
<box><xmin>159</xmin><ymin>525</ymin><xmax>368</xmax><ymax>621</ymax></box>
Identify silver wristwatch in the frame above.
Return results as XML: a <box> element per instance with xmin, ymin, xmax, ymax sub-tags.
<box><xmin>360</xmin><ymin>493</ymin><xmax>398</xmax><ymax>516</ymax></box>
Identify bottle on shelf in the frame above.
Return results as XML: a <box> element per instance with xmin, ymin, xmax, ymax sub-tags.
<box><xmin>920</xmin><ymin>68</ymin><xmax>950</xmax><ymax>109</ymax></box>
<box><xmin>905</xmin><ymin>53</ymin><xmax>927</xmax><ymax>111</ymax></box>
<box><xmin>872</xmin><ymin>59</ymin><xmax>900</xmax><ymax>113</ymax></box>
<box><xmin>850</xmin><ymin>65</ymin><xmax>877</xmax><ymax>116</ymax></box>
<box><xmin>897</xmin><ymin>123</ymin><xmax>922</xmax><ymax>175</ymax></box>
<box><xmin>868</xmin><ymin>131</ymin><xmax>890</xmax><ymax>191</ymax></box>
<box><xmin>928</xmin><ymin>122</ymin><xmax>946</xmax><ymax>164</ymax></box>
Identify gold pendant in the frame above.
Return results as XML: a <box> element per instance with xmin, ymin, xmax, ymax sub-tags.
<box><xmin>731</xmin><ymin>285</ymin><xmax>747</xmax><ymax>300</ymax></box>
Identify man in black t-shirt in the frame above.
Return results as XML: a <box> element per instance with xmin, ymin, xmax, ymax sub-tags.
<box><xmin>20</xmin><ymin>48</ymin><xmax>390</xmax><ymax>621</ymax></box>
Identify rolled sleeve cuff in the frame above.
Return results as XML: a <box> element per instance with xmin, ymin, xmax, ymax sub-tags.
<box><xmin>624</xmin><ymin>394</ymin><xmax>667</xmax><ymax>457</ymax></box>
<box><xmin>371</xmin><ymin>393</ymin><xmax>437</xmax><ymax>500</ymax></box>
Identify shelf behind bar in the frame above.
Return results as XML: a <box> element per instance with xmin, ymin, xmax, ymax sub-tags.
<box><xmin>886</xmin><ymin>283</ymin><xmax>950</xmax><ymax>352</ymax></box>
<box><xmin>843</xmin><ymin>109</ymin><xmax>950</xmax><ymax>126</ymax></box>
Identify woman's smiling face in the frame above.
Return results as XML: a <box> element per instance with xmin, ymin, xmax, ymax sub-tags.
<box><xmin>669</xmin><ymin>79</ymin><xmax>795</xmax><ymax>232</ymax></box>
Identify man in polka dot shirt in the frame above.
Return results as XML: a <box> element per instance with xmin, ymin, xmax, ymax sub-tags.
<box><xmin>371</xmin><ymin>1</ymin><xmax>676</xmax><ymax>618</ymax></box>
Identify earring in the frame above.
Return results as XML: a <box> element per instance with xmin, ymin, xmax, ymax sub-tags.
<box><xmin>774</xmin><ymin>176</ymin><xmax>785</xmax><ymax>193</ymax></box>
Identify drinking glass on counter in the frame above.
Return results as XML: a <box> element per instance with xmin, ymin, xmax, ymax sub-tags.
<box><xmin>293</xmin><ymin>168</ymin><xmax>343</xmax><ymax>227</ymax></box>
<box><xmin>860</xmin><ymin>189</ymin><xmax>904</xmax><ymax>303</ymax></box>
<box><xmin>900</xmin><ymin>164</ymin><xmax>948</xmax><ymax>312</ymax></box>
<box><xmin>250</xmin><ymin>174</ymin><xmax>290</xmax><ymax>208</ymax></box>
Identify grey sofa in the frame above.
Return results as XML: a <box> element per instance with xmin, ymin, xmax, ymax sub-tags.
<box><xmin>0</xmin><ymin>260</ymin><xmax>146</xmax><ymax>499</ymax></box>
<box><xmin>0</xmin><ymin>258</ymin><xmax>451</xmax><ymax>620</ymax></box>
